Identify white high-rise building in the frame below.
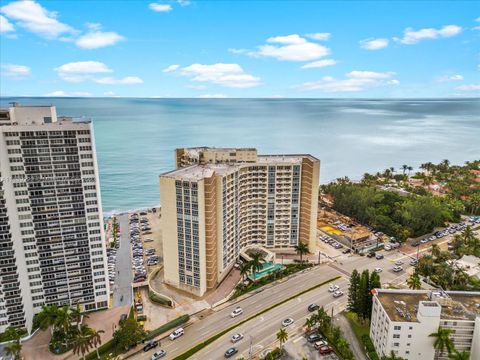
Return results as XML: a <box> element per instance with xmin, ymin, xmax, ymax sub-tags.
<box><xmin>370</xmin><ymin>289</ymin><xmax>480</xmax><ymax>360</ymax></box>
<box><xmin>0</xmin><ymin>104</ymin><xmax>109</xmax><ymax>333</ymax></box>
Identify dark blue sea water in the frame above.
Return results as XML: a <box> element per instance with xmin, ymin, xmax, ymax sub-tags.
<box><xmin>1</xmin><ymin>97</ymin><xmax>479</xmax><ymax>215</ymax></box>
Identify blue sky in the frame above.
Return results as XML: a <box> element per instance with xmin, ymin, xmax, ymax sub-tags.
<box><xmin>0</xmin><ymin>0</ymin><xmax>479</xmax><ymax>98</ymax></box>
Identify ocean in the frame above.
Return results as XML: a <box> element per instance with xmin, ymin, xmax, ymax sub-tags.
<box><xmin>1</xmin><ymin>97</ymin><xmax>479</xmax><ymax>215</ymax></box>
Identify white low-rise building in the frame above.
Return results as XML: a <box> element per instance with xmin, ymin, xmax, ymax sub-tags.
<box><xmin>370</xmin><ymin>289</ymin><xmax>480</xmax><ymax>360</ymax></box>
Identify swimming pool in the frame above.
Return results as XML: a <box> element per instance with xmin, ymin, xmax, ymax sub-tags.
<box><xmin>248</xmin><ymin>262</ymin><xmax>285</xmax><ymax>281</ymax></box>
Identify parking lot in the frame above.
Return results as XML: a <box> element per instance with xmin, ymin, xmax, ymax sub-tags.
<box><xmin>283</xmin><ymin>330</ymin><xmax>340</xmax><ymax>360</ymax></box>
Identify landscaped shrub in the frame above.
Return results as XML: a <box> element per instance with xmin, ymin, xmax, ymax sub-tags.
<box><xmin>148</xmin><ymin>291</ymin><xmax>173</xmax><ymax>307</ymax></box>
<box><xmin>143</xmin><ymin>314</ymin><xmax>189</xmax><ymax>341</ymax></box>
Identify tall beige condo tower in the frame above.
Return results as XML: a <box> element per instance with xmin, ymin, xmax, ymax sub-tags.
<box><xmin>161</xmin><ymin>147</ymin><xmax>320</xmax><ymax>296</ymax></box>
<box><xmin>0</xmin><ymin>104</ymin><xmax>109</xmax><ymax>333</ymax></box>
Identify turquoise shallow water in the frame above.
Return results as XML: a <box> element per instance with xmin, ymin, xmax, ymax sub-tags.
<box><xmin>1</xmin><ymin>97</ymin><xmax>479</xmax><ymax>214</ymax></box>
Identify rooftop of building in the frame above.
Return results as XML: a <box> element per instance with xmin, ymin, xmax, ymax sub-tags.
<box><xmin>162</xmin><ymin>153</ymin><xmax>318</xmax><ymax>180</ymax></box>
<box><xmin>375</xmin><ymin>289</ymin><xmax>480</xmax><ymax>323</ymax></box>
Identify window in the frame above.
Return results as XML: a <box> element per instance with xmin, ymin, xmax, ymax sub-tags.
<box><xmin>394</xmin><ymin>326</ymin><xmax>401</xmax><ymax>331</ymax></box>
<box><xmin>393</xmin><ymin>342</ymin><xmax>399</xmax><ymax>347</ymax></box>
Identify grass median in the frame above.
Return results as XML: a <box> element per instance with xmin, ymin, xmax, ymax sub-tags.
<box><xmin>173</xmin><ymin>275</ymin><xmax>341</xmax><ymax>360</ymax></box>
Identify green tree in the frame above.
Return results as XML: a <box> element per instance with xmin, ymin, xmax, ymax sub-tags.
<box><xmin>72</xmin><ymin>324</ymin><xmax>94</xmax><ymax>360</ymax></box>
<box><xmin>4</xmin><ymin>340</ymin><xmax>22</xmax><ymax>360</ymax></box>
<box><xmin>407</xmin><ymin>272</ymin><xmax>421</xmax><ymax>290</ymax></box>
<box><xmin>36</xmin><ymin>304</ymin><xmax>60</xmax><ymax>333</ymax></box>
<box><xmin>429</xmin><ymin>327</ymin><xmax>455</xmax><ymax>357</ymax></box>
<box><xmin>316</xmin><ymin>307</ymin><xmax>331</xmax><ymax>332</ymax></box>
<box><xmin>294</xmin><ymin>242</ymin><xmax>309</xmax><ymax>262</ymax></box>
<box><xmin>449</xmin><ymin>350</ymin><xmax>470</xmax><ymax>360</ymax></box>
<box><xmin>248</xmin><ymin>251</ymin><xmax>266</xmax><ymax>281</ymax></box>
<box><xmin>90</xmin><ymin>327</ymin><xmax>104</xmax><ymax>359</ymax></box>
<box><xmin>113</xmin><ymin>317</ymin><xmax>146</xmax><ymax>351</ymax></box>
<box><xmin>359</xmin><ymin>270</ymin><xmax>371</xmax><ymax>320</ymax></box>
<box><xmin>239</xmin><ymin>262</ymin><xmax>251</xmax><ymax>282</ymax></box>
<box><xmin>304</xmin><ymin>317</ymin><xmax>316</xmax><ymax>332</ymax></box>
<box><xmin>276</xmin><ymin>328</ymin><xmax>288</xmax><ymax>352</ymax></box>
<box><xmin>347</xmin><ymin>269</ymin><xmax>361</xmax><ymax>315</ymax></box>
<box><xmin>380</xmin><ymin>350</ymin><xmax>405</xmax><ymax>360</ymax></box>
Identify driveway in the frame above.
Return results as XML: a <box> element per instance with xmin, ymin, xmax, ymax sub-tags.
<box><xmin>112</xmin><ymin>214</ymin><xmax>133</xmax><ymax>307</ymax></box>
<box><xmin>335</xmin><ymin>314</ymin><xmax>368</xmax><ymax>360</ymax></box>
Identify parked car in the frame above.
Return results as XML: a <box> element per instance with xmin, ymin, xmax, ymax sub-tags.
<box><xmin>282</xmin><ymin>318</ymin><xmax>294</xmax><ymax>327</ymax></box>
<box><xmin>230</xmin><ymin>307</ymin><xmax>243</xmax><ymax>318</ymax></box>
<box><xmin>308</xmin><ymin>303</ymin><xmax>320</xmax><ymax>312</ymax></box>
<box><xmin>150</xmin><ymin>350</ymin><xmax>166</xmax><ymax>360</ymax></box>
<box><xmin>376</xmin><ymin>254</ymin><xmax>384</xmax><ymax>260</ymax></box>
<box><xmin>230</xmin><ymin>333</ymin><xmax>244</xmax><ymax>343</ymax></box>
<box><xmin>319</xmin><ymin>345</ymin><xmax>333</xmax><ymax>355</ymax></box>
<box><xmin>143</xmin><ymin>340</ymin><xmax>158</xmax><ymax>352</ymax></box>
<box><xmin>307</xmin><ymin>333</ymin><xmax>322</xmax><ymax>343</ymax></box>
<box><xmin>224</xmin><ymin>347</ymin><xmax>238</xmax><ymax>358</ymax></box>
<box><xmin>395</xmin><ymin>260</ymin><xmax>404</xmax><ymax>266</ymax></box>
<box><xmin>392</xmin><ymin>266</ymin><xmax>403</xmax><ymax>272</ymax></box>
<box><xmin>169</xmin><ymin>328</ymin><xmax>184</xmax><ymax>340</ymax></box>
<box><xmin>314</xmin><ymin>340</ymin><xmax>329</xmax><ymax>349</ymax></box>
<box><xmin>374</xmin><ymin>267</ymin><xmax>382</xmax><ymax>273</ymax></box>
<box><xmin>367</xmin><ymin>252</ymin><xmax>376</xmax><ymax>258</ymax></box>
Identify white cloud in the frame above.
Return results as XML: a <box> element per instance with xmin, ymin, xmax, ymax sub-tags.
<box><xmin>0</xmin><ymin>14</ymin><xmax>14</xmax><ymax>32</ymax></box>
<box><xmin>55</xmin><ymin>61</ymin><xmax>112</xmax><ymax>82</ymax></box>
<box><xmin>169</xmin><ymin>63</ymin><xmax>261</xmax><ymax>88</ymax></box>
<box><xmin>85</xmin><ymin>22</ymin><xmax>102</xmax><ymax>31</ymax></box>
<box><xmin>305</xmin><ymin>33</ymin><xmax>331</xmax><ymax>41</ymax></box>
<box><xmin>1</xmin><ymin>0</ymin><xmax>75</xmax><ymax>38</ymax></box>
<box><xmin>436</xmin><ymin>74</ymin><xmax>464</xmax><ymax>82</ymax></box>
<box><xmin>44</xmin><ymin>90</ymin><xmax>92</xmax><ymax>97</ymax></box>
<box><xmin>197</xmin><ymin>94</ymin><xmax>228</xmax><ymax>98</ymax></box>
<box><xmin>301</xmin><ymin>59</ymin><xmax>337</xmax><ymax>69</ymax></box>
<box><xmin>149</xmin><ymin>3</ymin><xmax>173</xmax><ymax>12</ymax></box>
<box><xmin>359</xmin><ymin>38</ymin><xmax>389</xmax><ymax>50</ymax></box>
<box><xmin>248</xmin><ymin>34</ymin><xmax>330</xmax><ymax>61</ymax></box>
<box><xmin>103</xmin><ymin>91</ymin><xmax>115</xmax><ymax>96</ymax></box>
<box><xmin>475</xmin><ymin>17</ymin><xmax>480</xmax><ymax>22</ymax></box>
<box><xmin>394</xmin><ymin>25</ymin><xmax>462</xmax><ymax>45</ymax></box>
<box><xmin>93</xmin><ymin>76</ymin><xmax>143</xmax><ymax>85</ymax></box>
<box><xmin>228</xmin><ymin>48</ymin><xmax>248</xmax><ymax>55</ymax></box>
<box><xmin>54</xmin><ymin>61</ymin><xmax>142</xmax><ymax>85</ymax></box>
<box><xmin>76</xmin><ymin>31</ymin><xmax>123</xmax><ymax>49</ymax></box>
<box><xmin>455</xmin><ymin>84</ymin><xmax>480</xmax><ymax>91</ymax></box>
<box><xmin>176</xmin><ymin>0</ymin><xmax>191</xmax><ymax>6</ymax></box>
<box><xmin>1</xmin><ymin>63</ymin><xmax>30</xmax><ymax>78</ymax></box>
<box><xmin>346</xmin><ymin>71</ymin><xmax>395</xmax><ymax>79</ymax></box>
<box><xmin>163</xmin><ymin>64</ymin><xmax>180</xmax><ymax>73</ymax></box>
<box><xmin>187</xmin><ymin>84</ymin><xmax>207</xmax><ymax>90</ymax></box>
<box><xmin>297</xmin><ymin>70</ymin><xmax>398</xmax><ymax>92</ymax></box>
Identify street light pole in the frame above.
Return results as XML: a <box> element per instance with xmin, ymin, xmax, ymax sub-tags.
<box><xmin>317</xmin><ymin>251</ymin><xmax>321</xmax><ymax>265</ymax></box>
<box><xmin>249</xmin><ymin>335</ymin><xmax>253</xmax><ymax>360</ymax></box>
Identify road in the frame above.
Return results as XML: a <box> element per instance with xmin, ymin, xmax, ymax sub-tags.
<box><xmin>132</xmin><ymin>247</ymin><xmax>418</xmax><ymax>360</ymax></box>
<box><xmin>192</xmin><ymin>278</ymin><xmax>350</xmax><ymax>360</ymax></box>
<box><xmin>112</xmin><ymin>214</ymin><xmax>133</xmax><ymax>307</ymax></box>
<box><xmin>131</xmin><ymin>265</ymin><xmax>342</xmax><ymax>360</ymax></box>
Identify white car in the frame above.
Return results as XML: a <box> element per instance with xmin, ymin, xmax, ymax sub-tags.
<box><xmin>230</xmin><ymin>333</ymin><xmax>244</xmax><ymax>343</ymax></box>
<box><xmin>333</xmin><ymin>290</ymin><xmax>344</xmax><ymax>298</ymax></box>
<box><xmin>392</xmin><ymin>266</ymin><xmax>403</xmax><ymax>272</ymax></box>
<box><xmin>169</xmin><ymin>328</ymin><xmax>184</xmax><ymax>340</ymax></box>
<box><xmin>395</xmin><ymin>260</ymin><xmax>404</xmax><ymax>266</ymax></box>
<box><xmin>374</xmin><ymin>267</ymin><xmax>382</xmax><ymax>273</ymax></box>
<box><xmin>230</xmin><ymin>307</ymin><xmax>243</xmax><ymax>318</ymax></box>
<box><xmin>328</xmin><ymin>284</ymin><xmax>339</xmax><ymax>292</ymax></box>
<box><xmin>282</xmin><ymin>318</ymin><xmax>294</xmax><ymax>327</ymax></box>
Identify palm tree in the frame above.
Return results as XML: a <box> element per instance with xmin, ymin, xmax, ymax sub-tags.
<box><xmin>448</xmin><ymin>350</ymin><xmax>470</xmax><ymax>360</ymax></box>
<box><xmin>304</xmin><ymin>317</ymin><xmax>316</xmax><ymax>332</ymax></box>
<box><xmin>429</xmin><ymin>327</ymin><xmax>455</xmax><ymax>357</ymax></box>
<box><xmin>407</xmin><ymin>272</ymin><xmax>421</xmax><ymax>290</ymax></box>
<box><xmin>72</xmin><ymin>324</ymin><xmax>94</xmax><ymax>360</ymax></box>
<box><xmin>276</xmin><ymin>328</ymin><xmax>288</xmax><ymax>352</ymax></box>
<box><xmin>401</xmin><ymin>164</ymin><xmax>408</xmax><ymax>175</ymax></box>
<box><xmin>462</xmin><ymin>226</ymin><xmax>479</xmax><ymax>252</ymax></box>
<box><xmin>316</xmin><ymin>307</ymin><xmax>331</xmax><ymax>331</ymax></box>
<box><xmin>239</xmin><ymin>262</ymin><xmax>251</xmax><ymax>282</ymax></box>
<box><xmin>248</xmin><ymin>251</ymin><xmax>265</xmax><ymax>281</ymax></box>
<box><xmin>90</xmin><ymin>328</ymin><xmax>105</xmax><ymax>359</ymax></box>
<box><xmin>407</xmin><ymin>166</ymin><xmax>413</xmax><ymax>176</ymax></box>
<box><xmin>381</xmin><ymin>350</ymin><xmax>405</xmax><ymax>360</ymax></box>
<box><xmin>294</xmin><ymin>242</ymin><xmax>309</xmax><ymax>262</ymax></box>
<box><xmin>36</xmin><ymin>304</ymin><xmax>60</xmax><ymax>333</ymax></box>
<box><xmin>4</xmin><ymin>340</ymin><xmax>22</xmax><ymax>360</ymax></box>
<box><xmin>431</xmin><ymin>244</ymin><xmax>441</xmax><ymax>259</ymax></box>
<box><xmin>55</xmin><ymin>305</ymin><xmax>73</xmax><ymax>335</ymax></box>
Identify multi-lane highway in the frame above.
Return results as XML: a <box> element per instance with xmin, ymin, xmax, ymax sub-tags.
<box><xmin>132</xmin><ymin>246</ymin><xmax>418</xmax><ymax>360</ymax></box>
